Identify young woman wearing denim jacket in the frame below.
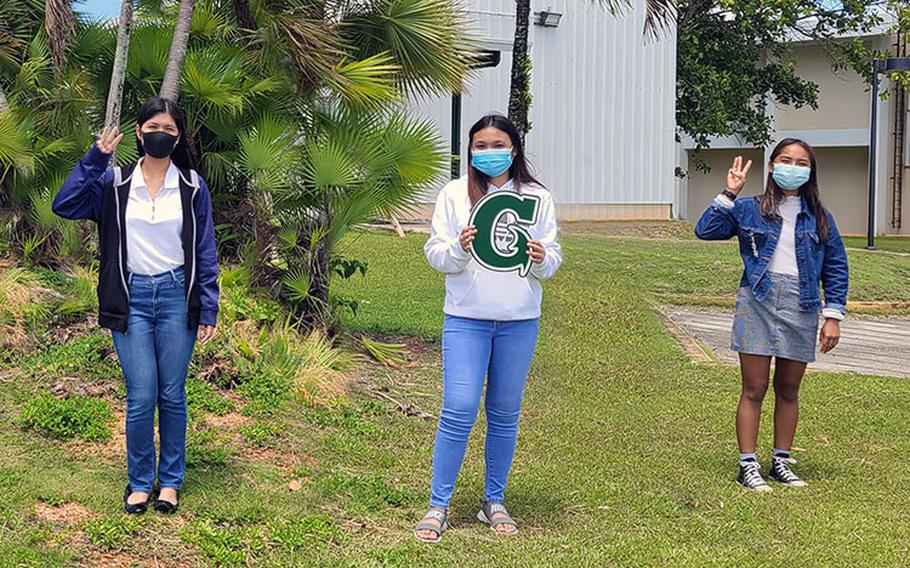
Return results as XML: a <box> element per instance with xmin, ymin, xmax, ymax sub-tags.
<box><xmin>695</xmin><ymin>138</ymin><xmax>849</xmax><ymax>492</ymax></box>
<box><xmin>53</xmin><ymin>97</ymin><xmax>219</xmax><ymax>514</ymax></box>
<box><xmin>413</xmin><ymin>115</ymin><xmax>562</xmax><ymax>543</ymax></box>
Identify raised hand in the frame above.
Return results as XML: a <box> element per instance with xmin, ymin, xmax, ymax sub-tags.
<box><xmin>726</xmin><ymin>155</ymin><xmax>753</xmax><ymax>196</ymax></box>
<box><xmin>96</xmin><ymin>126</ymin><xmax>124</xmax><ymax>155</ymax></box>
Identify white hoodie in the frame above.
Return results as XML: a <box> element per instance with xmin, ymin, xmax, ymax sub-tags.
<box><xmin>424</xmin><ymin>176</ymin><xmax>562</xmax><ymax>321</ymax></box>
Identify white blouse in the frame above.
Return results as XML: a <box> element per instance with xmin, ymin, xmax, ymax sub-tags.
<box><xmin>125</xmin><ymin>159</ymin><xmax>184</xmax><ymax>276</ymax></box>
<box><xmin>767</xmin><ymin>196</ymin><xmax>801</xmax><ymax>276</ymax></box>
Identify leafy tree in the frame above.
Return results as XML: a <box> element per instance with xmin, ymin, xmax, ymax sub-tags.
<box><xmin>678</xmin><ymin>0</ymin><xmax>899</xmax><ymax>162</ymax></box>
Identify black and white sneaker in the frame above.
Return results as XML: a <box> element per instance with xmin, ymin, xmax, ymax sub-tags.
<box><xmin>737</xmin><ymin>461</ymin><xmax>772</xmax><ymax>492</ymax></box>
<box><xmin>768</xmin><ymin>457</ymin><xmax>807</xmax><ymax>487</ymax></box>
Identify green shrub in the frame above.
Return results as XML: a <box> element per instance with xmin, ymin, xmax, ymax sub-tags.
<box><xmin>237</xmin><ymin>369</ymin><xmax>291</xmax><ymax>416</ymax></box>
<box><xmin>267</xmin><ymin>515</ymin><xmax>340</xmax><ymax>550</ymax></box>
<box><xmin>186</xmin><ymin>377</ymin><xmax>236</xmax><ymax>422</ymax></box>
<box><xmin>186</xmin><ymin>429</ymin><xmax>232</xmax><ymax>468</ymax></box>
<box><xmin>239</xmin><ymin>421</ymin><xmax>284</xmax><ymax>448</ymax></box>
<box><xmin>83</xmin><ymin>515</ymin><xmax>142</xmax><ymax>550</ymax></box>
<box><xmin>316</xmin><ymin>473</ymin><xmax>416</xmax><ymax>512</ymax></box>
<box><xmin>302</xmin><ymin>406</ymin><xmax>379</xmax><ymax>436</ymax></box>
<box><xmin>20</xmin><ymin>392</ymin><xmax>112</xmax><ymax>442</ymax></box>
<box><xmin>22</xmin><ymin>333</ymin><xmax>118</xmax><ymax>382</ymax></box>
<box><xmin>56</xmin><ymin>265</ymin><xmax>98</xmax><ymax>318</ymax></box>
<box><xmin>218</xmin><ymin>266</ymin><xmax>281</xmax><ymax>325</ymax></box>
<box><xmin>181</xmin><ymin>520</ymin><xmax>264</xmax><ymax>567</ymax></box>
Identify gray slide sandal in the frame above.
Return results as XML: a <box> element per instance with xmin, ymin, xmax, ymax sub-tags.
<box><xmin>414</xmin><ymin>507</ymin><xmax>448</xmax><ymax>543</ymax></box>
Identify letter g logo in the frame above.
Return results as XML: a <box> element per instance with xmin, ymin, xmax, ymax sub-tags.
<box><xmin>468</xmin><ymin>192</ymin><xmax>541</xmax><ymax>278</ymax></box>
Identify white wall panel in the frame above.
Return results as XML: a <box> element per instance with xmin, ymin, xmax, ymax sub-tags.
<box><xmin>408</xmin><ymin>0</ymin><xmax>677</xmax><ymax>212</ymax></box>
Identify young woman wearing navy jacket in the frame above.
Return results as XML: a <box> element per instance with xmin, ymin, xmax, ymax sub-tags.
<box><xmin>53</xmin><ymin>97</ymin><xmax>219</xmax><ymax>514</ymax></box>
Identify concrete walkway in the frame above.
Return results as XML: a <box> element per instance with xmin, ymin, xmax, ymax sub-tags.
<box><xmin>667</xmin><ymin>308</ymin><xmax>910</xmax><ymax>378</ymax></box>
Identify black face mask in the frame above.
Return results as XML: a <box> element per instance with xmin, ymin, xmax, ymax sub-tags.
<box><xmin>141</xmin><ymin>131</ymin><xmax>178</xmax><ymax>159</ymax></box>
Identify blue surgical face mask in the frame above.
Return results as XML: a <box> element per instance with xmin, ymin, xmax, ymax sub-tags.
<box><xmin>471</xmin><ymin>148</ymin><xmax>514</xmax><ymax>177</ymax></box>
<box><xmin>772</xmin><ymin>163</ymin><xmax>811</xmax><ymax>190</ymax></box>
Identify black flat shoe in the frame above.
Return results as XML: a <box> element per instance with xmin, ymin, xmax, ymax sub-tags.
<box><xmin>123</xmin><ymin>484</ymin><xmax>148</xmax><ymax>515</ymax></box>
<box><xmin>153</xmin><ymin>490</ymin><xmax>179</xmax><ymax>514</ymax></box>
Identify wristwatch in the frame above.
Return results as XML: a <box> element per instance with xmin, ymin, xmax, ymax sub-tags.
<box><xmin>721</xmin><ymin>189</ymin><xmax>738</xmax><ymax>201</ymax></box>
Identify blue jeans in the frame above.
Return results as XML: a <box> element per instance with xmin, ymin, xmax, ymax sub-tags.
<box><xmin>111</xmin><ymin>266</ymin><xmax>197</xmax><ymax>493</ymax></box>
<box><xmin>429</xmin><ymin>315</ymin><xmax>539</xmax><ymax>509</ymax></box>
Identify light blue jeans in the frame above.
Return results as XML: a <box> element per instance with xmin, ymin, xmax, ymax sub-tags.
<box><xmin>429</xmin><ymin>315</ymin><xmax>539</xmax><ymax>509</ymax></box>
<box><xmin>111</xmin><ymin>266</ymin><xmax>197</xmax><ymax>493</ymax></box>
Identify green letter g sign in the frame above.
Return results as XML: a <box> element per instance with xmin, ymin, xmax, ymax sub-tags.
<box><xmin>468</xmin><ymin>192</ymin><xmax>542</xmax><ymax>278</ymax></box>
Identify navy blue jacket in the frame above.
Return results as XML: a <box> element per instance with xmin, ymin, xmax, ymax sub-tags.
<box><xmin>695</xmin><ymin>194</ymin><xmax>849</xmax><ymax>317</ymax></box>
<box><xmin>52</xmin><ymin>145</ymin><xmax>219</xmax><ymax>332</ymax></box>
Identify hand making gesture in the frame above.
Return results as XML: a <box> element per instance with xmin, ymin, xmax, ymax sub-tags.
<box><xmin>726</xmin><ymin>155</ymin><xmax>753</xmax><ymax>196</ymax></box>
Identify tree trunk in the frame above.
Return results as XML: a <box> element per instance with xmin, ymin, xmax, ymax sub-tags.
<box><xmin>104</xmin><ymin>0</ymin><xmax>134</xmax><ymax>164</ymax></box>
<box><xmin>301</xmin><ymin>206</ymin><xmax>332</xmax><ymax>331</ymax></box>
<box><xmin>508</xmin><ymin>0</ymin><xmax>532</xmax><ymax>140</ymax></box>
<box><xmin>45</xmin><ymin>0</ymin><xmax>75</xmax><ymax>73</ymax></box>
<box><xmin>160</xmin><ymin>0</ymin><xmax>196</xmax><ymax>101</ymax></box>
<box><xmin>0</xmin><ymin>84</ymin><xmax>8</xmax><ymax>113</ymax></box>
<box><xmin>232</xmin><ymin>0</ymin><xmax>256</xmax><ymax>30</ymax></box>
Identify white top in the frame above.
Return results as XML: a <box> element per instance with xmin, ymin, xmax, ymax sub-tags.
<box><xmin>125</xmin><ymin>159</ymin><xmax>184</xmax><ymax>275</ymax></box>
<box><xmin>767</xmin><ymin>196</ymin><xmax>801</xmax><ymax>276</ymax></box>
<box><xmin>424</xmin><ymin>177</ymin><xmax>562</xmax><ymax>321</ymax></box>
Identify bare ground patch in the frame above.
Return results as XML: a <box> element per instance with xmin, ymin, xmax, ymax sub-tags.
<box><xmin>33</xmin><ymin>502</ymin><xmax>94</xmax><ymax>525</ymax></box>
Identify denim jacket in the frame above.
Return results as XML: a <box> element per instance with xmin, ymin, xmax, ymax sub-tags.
<box><xmin>695</xmin><ymin>194</ymin><xmax>849</xmax><ymax>319</ymax></box>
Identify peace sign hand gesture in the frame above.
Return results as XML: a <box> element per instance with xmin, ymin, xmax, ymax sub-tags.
<box><xmin>726</xmin><ymin>155</ymin><xmax>753</xmax><ymax>196</ymax></box>
<box><xmin>96</xmin><ymin>126</ymin><xmax>124</xmax><ymax>155</ymax></box>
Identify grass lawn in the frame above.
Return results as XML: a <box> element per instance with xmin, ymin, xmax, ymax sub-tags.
<box><xmin>1</xmin><ymin>229</ymin><xmax>909</xmax><ymax>566</ymax></box>
<box><xmin>842</xmin><ymin>235</ymin><xmax>910</xmax><ymax>254</ymax></box>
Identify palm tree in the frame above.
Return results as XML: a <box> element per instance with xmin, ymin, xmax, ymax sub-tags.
<box><xmin>508</xmin><ymin>0</ymin><xmax>677</xmax><ymax>138</ymax></box>
<box><xmin>1</xmin><ymin>1</ymin><xmax>43</xmax><ymax>113</ymax></box>
<box><xmin>160</xmin><ymin>0</ymin><xmax>195</xmax><ymax>100</ymax></box>
<box><xmin>4</xmin><ymin>0</ymin><xmax>469</xmax><ymax>328</ymax></box>
<box><xmin>104</xmin><ymin>0</ymin><xmax>135</xmax><ymax>163</ymax></box>
<box><xmin>44</xmin><ymin>0</ymin><xmax>75</xmax><ymax>72</ymax></box>
<box><xmin>1</xmin><ymin>8</ymin><xmax>110</xmax><ymax>265</ymax></box>
<box><xmin>507</xmin><ymin>0</ymin><xmax>531</xmax><ymax>138</ymax></box>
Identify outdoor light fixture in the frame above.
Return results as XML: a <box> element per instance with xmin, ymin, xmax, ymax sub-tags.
<box><xmin>866</xmin><ymin>57</ymin><xmax>910</xmax><ymax>249</ymax></box>
<box><xmin>534</xmin><ymin>9</ymin><xmax>562</xmax><ymax>27</ymax></box>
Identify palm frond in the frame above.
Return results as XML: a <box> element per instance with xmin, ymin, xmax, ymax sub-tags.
<box><xmin>301</xmin><ymin>140</ymin><xmax>360</xmax><ymax>193</ymax></box>
<box><xmin>281</xmin><ymin>268</ymin><xmax>312</xmax><ymax>304</ymax></box>
<box><xmin>181</xmin><ymin>45</ymin><xmax>247</xmax><ymax>113</ymax></box>
<box><xmin>237</xmin><ymin>114</ymin><xmax>299</xmax><ymax>193</ymax></box>
<box><xmin>343</xmin><ymin>0</ymin><xmax>472</xmax><ymax>97</ymax></box>
<box><xmin>0</xmin><ymin>108</ymin><xmax>34</xmax><ymax>174</ymax></box>
<box><xmin>325</xmin><ymin>53</ymin><xmax>400</xmax><ymax>109</ymax></box>
<box><xmin>588</xmin><ymin>0</ymin><xmax>676</xmax><ymax>36</ymax></box>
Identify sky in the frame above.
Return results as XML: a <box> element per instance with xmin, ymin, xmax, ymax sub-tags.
<box><xmin>76</xmin><ymin>0</ymin><xmax>120</xmax><ymax>20</ymax></box>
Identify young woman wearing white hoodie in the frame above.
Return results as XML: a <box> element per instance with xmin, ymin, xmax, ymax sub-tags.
<box><xmin>414</xmin><ymin>115</ymin><xmax>562</xmax><ymax>543</ymax></box>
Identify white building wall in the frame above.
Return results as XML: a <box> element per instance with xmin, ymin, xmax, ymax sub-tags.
<box><xmin>409</xmin><ymin>0</ymin><xmax>678</xmax><ymax>219</ymax></box>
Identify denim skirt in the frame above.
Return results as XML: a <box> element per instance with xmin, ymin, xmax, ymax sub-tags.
<box><xmin>731</xmin><ymin>273</ymin><xmax>819</xmax><ymax>363</ymax></box>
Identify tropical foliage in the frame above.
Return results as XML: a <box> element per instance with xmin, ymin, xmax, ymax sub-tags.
<box><xmin>0</xmin><ymin>0</ymin><xmax>470</xmax><ymax>327</ymax></box>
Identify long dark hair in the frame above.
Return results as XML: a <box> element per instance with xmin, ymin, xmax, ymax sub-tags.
<box><xmin>761</xmin><ymin>137</ymin><xmax>829</xmax><ymax>241</ymax></box>
<box><xmin>467</xmin><ymin>114</ymin><xmax>545</xmax><ymax>206</ymax></box>
<box><xmin>135</xmin><ymin>97</ymin><xmax>193</xmax><ymax>170</ymax></box>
